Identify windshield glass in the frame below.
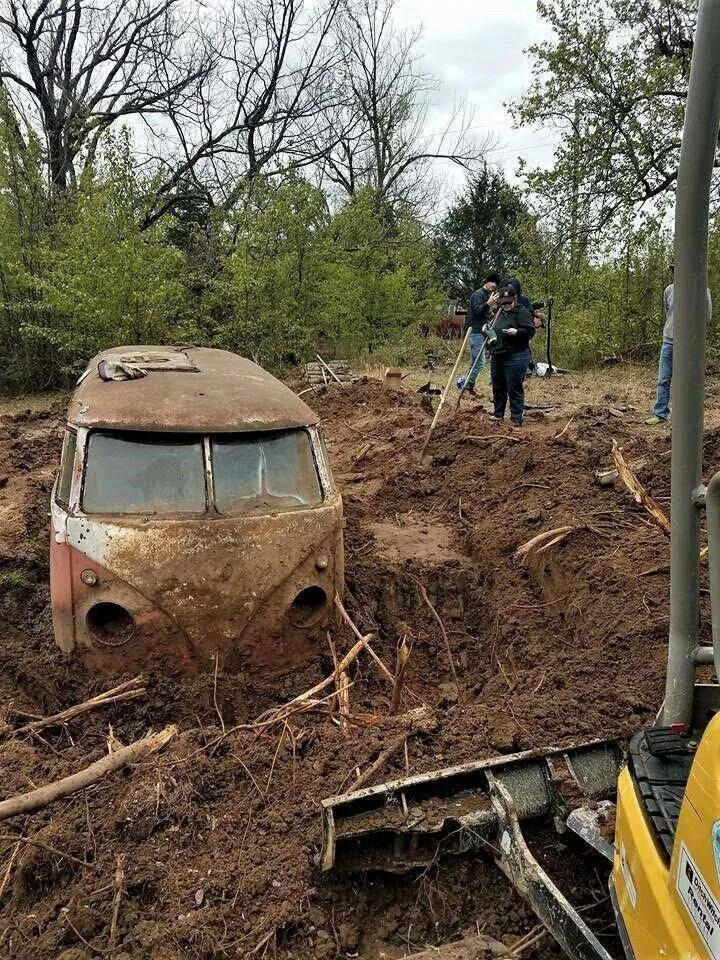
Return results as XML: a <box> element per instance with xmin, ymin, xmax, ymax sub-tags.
<box><xmin>212</xmin><ymin>430</ymin><xmax>321</xmax><ymax>514</ymax></box>
<box><xmin>83</xmin><ymin>431</ymin><xmax>206</xmax><ymax>514</ymax></box>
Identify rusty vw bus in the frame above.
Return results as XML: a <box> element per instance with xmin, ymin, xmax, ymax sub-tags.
<box><xmin>50</xmin><ymin>346</ymin><xmax>343</xmax><ymax>671</ymax></box>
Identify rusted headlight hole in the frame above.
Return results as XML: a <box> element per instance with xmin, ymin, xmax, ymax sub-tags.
<box><xmin>288</xmin><ymin>586</ymin><xmax>328</xmax><ymax>627</ymax></box>
<box><xmin>86</xmin><ymin>602</ymin><xmax>135</xmax><ymax>646</ymax></box>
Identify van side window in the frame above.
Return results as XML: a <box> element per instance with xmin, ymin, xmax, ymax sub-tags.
<box><xmin>212</xmin><ymin>430</ymin><xmax>322</xmax><ymax>515</ymax></box>
<box><xmin>83</xmin><ymin>431</ymin><xmax>206</xmax><ymax>515</ymax></box>
<box><xmin>56</xmin><ymin>430</ymin><xmax>77</xmax><ymax>506</ymax></box>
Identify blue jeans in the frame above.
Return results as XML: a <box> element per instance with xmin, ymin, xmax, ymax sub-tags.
<box><xmin>465</xmin><ymin>332</ymin><xmax>486</xmax><ymax>388</ymax></box>
<box><xmin>653</xmin><ymin>341</ymin><xmax>673</xmax><ymax>420</ymax></box>
<box><xmin>491</xmin><ymin>348</ymin><xmax>531</xmax><ymax>423</ymax></box>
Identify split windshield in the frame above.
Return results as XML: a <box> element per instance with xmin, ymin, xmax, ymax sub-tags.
<box><xmin>212</xmin><ymin>431</ymin><xmax>321</xmax><ymax>513</ymax></box>
<box><xmin>82</xmin><ymin>432</ymin><xmax>206</xmax><ymax>515</ymax></box>
<box><xmin>81</xmin><ymin>428</ymin><xmax>321</xmax><ymax>515</ymax></box>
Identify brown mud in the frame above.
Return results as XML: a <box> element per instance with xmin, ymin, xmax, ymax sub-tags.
<box><xmin>0</xmin><ymin>378</ymin><xmax>706</xmax><ymax>958</ymax></box>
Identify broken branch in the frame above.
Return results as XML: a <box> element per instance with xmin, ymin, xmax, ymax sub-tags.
<box><xmin>349</xmin><ymin>733</ymin><xmax>408</xmax><ymax>792</ymax></box>
<box><xmin>553</xmin><ymin>418</ymin><xmax>574</xmax><ymax>440</ymax></box>
<box><xmin>7</xmin><ymin>677</ymin><xmax>146</xmax><ymax>738</ymax></box>
<box><xmin>389</xmin><ymin>639</ymin><xmax>411</xmax><ymax>715</ymax></box>
<box><xmin>0</xmin><ymin>841</ymin><xmax>21</xmax><ymax>904</ymax></box>
<box><xmin>316</xmin><ymin>354</ymin><xmax>343</xmax><ymax>385</ymax></box>
<box><xmin>334</xmin><ymin>594</ymin><xmax>396</xmax><ymax>685</ymax></box>
<box><xmin>109</xmin><ymin>854</ymin><xmax>126</xmax><ymax>949</ymax></box>
<box><xmin>465</xmin><ymin>434</ymin><xmax>525</xmax><ymax>444</ymax></box>
<box><xmin>514</xmin><ymin>526</ymin><xmax>574</xmax><ymax>560</ymax></box>
<box><xmin>0</xmin><ymin>726</ymin><xmax>178</xmax><ymax>823</ymax></box>
<box><xmin>611</xmin><ymin>440</ymin><xmax>671</xmax><ymax>534</ymax></box>
<box><xmin>412</xmin><ymin>579</ymin><xmax>462</xmax><ymax>697</ymax></box>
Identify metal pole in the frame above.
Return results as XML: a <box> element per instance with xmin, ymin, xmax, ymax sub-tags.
<box><xmin>546</xmin><ymin>298</ymin><xmax>554</xmax><ymax>373</ymax></box>
<box><xmin>663</xmin><ymin>0</ymin><xmax>720</xmax><ymax>727</ymax></box>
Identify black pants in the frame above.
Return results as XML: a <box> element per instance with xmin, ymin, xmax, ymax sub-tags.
<box><xmin>491</xmin><ymin>348</ymin><xmax>531</xmax><ymax>423</ymax></box>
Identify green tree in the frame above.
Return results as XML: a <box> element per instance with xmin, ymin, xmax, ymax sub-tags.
<box><xmin>25</xmin><ymin>135</ymin><xmax>187</xmax><ymax>380</ymax></box>
<box><xmin>434</xmin><ymin>166</ymin><xmax>530</xmax><ymax>296</ymax></box>
<box><xmin>317</xmin><ymin>188</ymin><xmax>441</xmax><ymax>355</ymax></box>
<box><xmin>512</xmin><ymin>0</ymin><xmax>695</xmax><ymax>238</ymax></box>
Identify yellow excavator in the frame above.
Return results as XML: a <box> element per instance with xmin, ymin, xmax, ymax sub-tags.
<box><xmin>319</xmin><ymin>2</ymin><xmax>720</xmax><ymax>955</ymax></box>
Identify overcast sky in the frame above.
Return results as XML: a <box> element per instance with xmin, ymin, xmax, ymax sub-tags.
<box><xmin>391</xmin><ymin>0</ymin><xmax>557</xmax><ymax>203</ymax></box>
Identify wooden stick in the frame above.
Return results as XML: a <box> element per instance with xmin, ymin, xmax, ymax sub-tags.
<box><xmin>328</xmin><ymin>629</ymin><xmax>350</xmax><ymax>730</ymax></box>
<box><xmin>349</xmin><ymin>733</ymin><xmax>408</xmax><ymax>792</ymax></box>
<box><xmin>514</xmin><ymin>526</ymin><xmax>574</xmax><ymax>560</ymax></box>
<box><xmin>453</xmin><ymin>333</ymin><xmax>488</xmax><ymax>412</ymax></box>
<box><xmin>0</xmin><ymin>833</ymin><xmax>92</xmax><ymax>869</ymax></box>
<box><xmin>109</xmin><ymin>854</ymin><xmax>125</xmax><ymax>949</ymax></box>
<box><xmin>269</xmin><ymin>637</ymin><xmax>367</xmax><ymax>714</ymax></box>
<box><xmin>554</xmin><ymin>417</ymin><xmax>574</xmax><ymax>439</ymax></box>
<box><xmin>338</xmin><ymin>671</ymin><xmax>350</xmax><ymax>728</ymax></box>
<box><xmin>316</xmin><ymin>354</ymin><xmax>343</xmax><ymax>385</ymax></box>
<box><xmin>420</xmin><ymin>327</ymin><xmax>471</xmax><ymax>458</ymax></box>
<box><xmin>212</xmin><ymin>653</ymin><xmax>226</xmax><ymax>735</ymax></box>
<box><xmin>465</xmin><ymin>434</ymin><xmax>525</xmax><ymax>443</ymax></box>
<box><xmin>414</xmin><ymin>580</ymin><xmax>462</xmax><ymax>695</ymax></box>
<box><xmin>0</xmin><ymin>841</ymin><xmax>21</xmax><ymax>904</ymax></box>
<box><xmin>334</xmin><ymin>594</ymin><xmax>396</xmax><ymax>685</ymax></box>
<box><xmin>612</xmin><ymin>439</ymin><xmax>671</xmax><ymax>534</ymax></box>
<box><xmin>389</xmin><ymin>639</ymin><xmax>411</xmax><ymax>715</ymax></box>
<box><xmin>327</xmin><ymin>632</ymin><xmax>341</xmax><ymax>706</ymax></box>
<box><xmin>639</xmin><ymin>563</ymin><xmax>670</xmax><ymax>577</ymax></box>
<box><xmin>8</xmin><ymin>677</ymin><xmax>146</xmax><ymax>737</ymax></box>
<box><xmin>0</xmin><ymin>725</ymin><xmax>178</xmax><ymax>823</ymax></box>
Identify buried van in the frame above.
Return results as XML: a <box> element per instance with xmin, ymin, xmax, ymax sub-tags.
<box><xmin>50</xmin><ymin>346</ymin><xmax>344</xmax><ymax>672</ymax></box>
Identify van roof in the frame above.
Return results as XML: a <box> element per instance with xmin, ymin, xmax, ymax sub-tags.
<box><xmin>69</xmin><ymin>346</ymin><xmax>319</xmax><ymax>433</ymax></box>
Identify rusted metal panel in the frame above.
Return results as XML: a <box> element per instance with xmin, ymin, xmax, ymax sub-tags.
<box><xmin>69</xmin><ymin>346</ymin><xmax>319</xmax><ymax>433</ymax></box>
<box><xmin>61</xmin><ymin>498</ymin><xmax>344</xmax><ymax>672</ymax></box>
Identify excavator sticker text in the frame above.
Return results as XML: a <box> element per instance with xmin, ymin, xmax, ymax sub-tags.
<box><xmin>677</xmin><ymin>843</ymin><xmax>720</xmax><ymax>959</ymax></box>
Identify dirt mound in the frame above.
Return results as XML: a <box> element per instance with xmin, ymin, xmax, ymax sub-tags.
<box><xmin>0</xmin><ymin>380</ymin><xmax>686</xmax><ymax>958</ymax></box>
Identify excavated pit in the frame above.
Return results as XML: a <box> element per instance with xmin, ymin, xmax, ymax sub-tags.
<box><xmin>0</xmin><ymin>378</ymin><xmax>713</xmax><ymax>958</ymax></box>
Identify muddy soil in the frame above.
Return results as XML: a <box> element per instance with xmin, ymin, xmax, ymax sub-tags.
<box><xmin>0</xmin><ymin>377</ymin><xmax>704</xmax><ymax>959</ymax></box>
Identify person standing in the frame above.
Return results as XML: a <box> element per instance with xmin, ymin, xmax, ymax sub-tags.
<box><xmin>646</xmin><ymin>264</ymin><xmax>713</xmax><ymax>425</ymax></box>
<box><xmin>458</xmin><ymin>271</ymin><xmax>500</xmax><ymax>395</ymax></box>
<box><xmin>489</xmin><ymin>285</ymin><xmax>536</xmax><ymax>426</ymax></box>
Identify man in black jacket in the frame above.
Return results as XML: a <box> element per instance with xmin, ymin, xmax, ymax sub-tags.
<box><xmin>489</xmin><ymin>285</ymin><xmax>536</xmax><ymax>426</ymax></box>
<box><xmin>459</xmin><ymin>271</ymin><xmax>500</xmax><ymax>394</ymax></box>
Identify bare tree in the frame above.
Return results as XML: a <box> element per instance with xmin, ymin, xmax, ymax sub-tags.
<box><xmin>0</xmin><ymin>0</ymin><xmax>211</xmax><ymax>193</ymax></box>
<box><xmin>320</xmin><ymin>0</ymin><xmax>480</xmax><ymax>209</ymax></box>
<box><xmin>143</xmin><ymin>0</ymin><xmax>346</xmax><ymax>225</ymax></box>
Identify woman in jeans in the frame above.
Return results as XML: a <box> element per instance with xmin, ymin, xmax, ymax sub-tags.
<box><xmin>488</xmin><ymin>285</ymin><xmax>536</xmax><ymax>426</ymax></box>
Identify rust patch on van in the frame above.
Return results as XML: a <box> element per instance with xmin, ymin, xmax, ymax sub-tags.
<box><xmin>63</xmin><ymin>500</ymin><xmax>344</xmax><ymax>672</ymax></box>
<box><xmin>70</xmin><ymin>346</ymin><xmax>319</xmax><ymax>434</ymax></box>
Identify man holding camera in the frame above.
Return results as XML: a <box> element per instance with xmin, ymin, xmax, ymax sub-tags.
<box><xmin>459</xmin><ymin>271</ymin><xmax>501</xmax><ymax>395</ymax></box>
<box><xmin>488</xmin><ymin>285</ymin><xmax>536</xmax><ymax>426</ymax></box>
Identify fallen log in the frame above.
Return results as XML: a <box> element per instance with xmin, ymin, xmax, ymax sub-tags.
<box><xmin>0</xmin><ymin>725</ymin><xmax>177</xmax><ymax>823</ymax></box>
